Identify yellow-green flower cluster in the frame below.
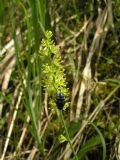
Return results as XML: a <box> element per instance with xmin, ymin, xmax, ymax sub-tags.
<box><xmin>39</xmin><ymin>31</ymin><xmax>68</xmax><ymax>97</ymax></box>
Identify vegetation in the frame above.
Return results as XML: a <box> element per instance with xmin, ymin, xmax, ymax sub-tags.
<box><xmin>0</xmin><ymin>0</ymin><xmax>120</xmax><ymax>160</ymax></box>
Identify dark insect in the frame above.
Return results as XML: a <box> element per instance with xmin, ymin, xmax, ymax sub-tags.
<box><xmin>56</xmin><ymin>93</ymin><xmax>65</xmax><ymax>110</ymax></box>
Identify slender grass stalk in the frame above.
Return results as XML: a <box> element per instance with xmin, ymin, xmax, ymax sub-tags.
<box><xmin>90</xmin><ymin>122</ymin><xmax>106</xmax><ymax>160</ymax></box>
<box><xmin>29</xmin><ymin>0</ymin><xmax>46</xmax><ymax>125</ymax></box>
<box><xmin>10</xmin><ymin>0</ymin><xmax>44</xmax><ymax>153</ymax></box>
<box><xmin>59</xmin><ymin>110</ymin><xmax>78</xmax><ymax>160</ymax></box>
<box><xmin>18</xmin><ymin>0</ymin><xmax>32</xmax><ymax>84</ymax></box>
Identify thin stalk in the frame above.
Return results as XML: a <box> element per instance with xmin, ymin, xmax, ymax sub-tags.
<box><xmin>10</xmin><ymin>0</ymin><xmax>44</xmax><ymax>154</ymax></box>
<box><xmin>59</xmin><ymin>110</ymin><xmax>78</xmax><ymax>160</ymax></box>
<box><xmin>90</xmin><ymin>122</ymin><xmax>106</xmax><ymax>160</ymax></box>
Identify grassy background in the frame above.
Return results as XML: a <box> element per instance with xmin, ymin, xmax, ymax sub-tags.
<box><xmin>0</xmin><ymin>0</ymin><xmax>120</xmax><ymax>160</ymax></box>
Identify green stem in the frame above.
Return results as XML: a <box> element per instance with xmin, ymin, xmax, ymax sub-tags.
<box><xmin>59</xmin><ymin>110</ymin><xmax>78</xmax><ymax>160</ymax></box>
